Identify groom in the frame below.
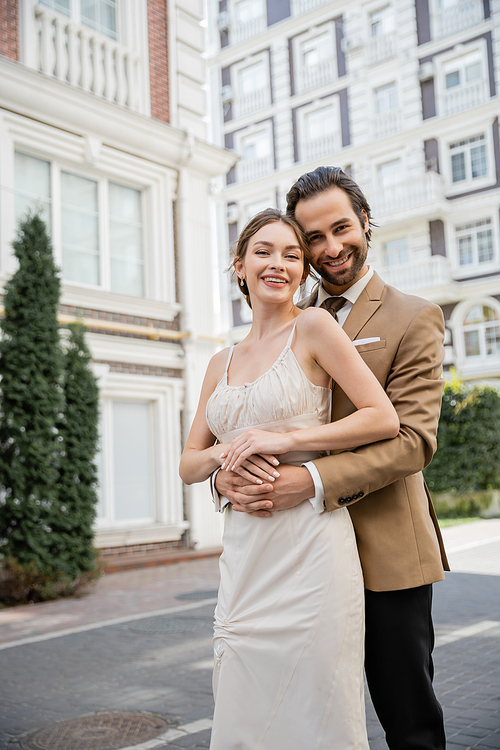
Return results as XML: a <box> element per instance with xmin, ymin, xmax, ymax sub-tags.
<box><xmin>214</xmin><ymin>166</ymin><xmax>449</xmax><ymax>750</ymax></box>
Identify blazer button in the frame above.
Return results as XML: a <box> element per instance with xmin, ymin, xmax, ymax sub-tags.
<box><xmin>358</xmin><ymin>491</ymin><xmax>364</xmax><ymax>498</ymax></box>
<box><xmin>339</xmin><ymin>497</ymin><xmax>346</xmax><ymax>504</ymax></box>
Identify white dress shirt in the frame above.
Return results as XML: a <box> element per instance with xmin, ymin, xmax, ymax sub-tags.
<box><xmin>304</xmin><ymin>267</ymin><xmax>374</xmax><ymax>513</ymax></box>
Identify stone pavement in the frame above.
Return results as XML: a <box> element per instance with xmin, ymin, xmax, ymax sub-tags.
<box><xmin>0</xmin><ymin>519</ymin><xmax>499</xmax><ymax>749</ymax></box>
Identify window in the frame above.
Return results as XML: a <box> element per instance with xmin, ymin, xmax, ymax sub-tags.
<box><xmin>40</xmin><ymin>0</ymin><xmax>117</xmax><ymax>39</ymax></box>
<box><xmin>449</xmin><ymin>135</ymin><xmax>487</xmax><ymax>183</ymax></box>
<box><xmin>14</xmin><ymin>152</ymin><xmax>51</xmax><ymax>231</ymax></box>
<box><xmin>237</xmin><ymin>128</ymin><xmax>273</xmax><ymax>182</ymax></box>
<box><xmin>444</xmin><ymin>53</ymin><xmax>482</xmax><ymax>90</ymax></box>
<box><xmin>241</xmin><ymin>130</ymin><xmax>270</xmax><ymax>161</ymax></box>
<box><xmin>97</xmin><ymin>400</ymin><xmax>156</xmax><ymax>525</ymax></box>
<box><xmin>384</xmin><ymin>238</ymin><xmax>409</xmax><ymax>266</ymax></box>
<box><xmin>370</xmin><ymin>6</ymin><xmax>394</xmax><ymax>36</ymax></box>
<box><xmin>297</xmin><ymin>99</ymin><xmax>339</xmax><ymax>162</ymax></box>
<box><xmin>301</xmin><ymin>32</ymin><xmax>331</xmax><ymax>69</ymax></box>
<box><xmin>238</xmin><ymin>61</ymin><xmax>266</xmax><ymax>96</ymax></box>
<box><xmin>235</xmin><ymin>0</ymin><xmax>261</xmax><ymax>23</ymax></box>
<box><xmin>455</xmin><ymin>219</ymin><xmax>494</xmax><ymax>267</ymax></box>
<box><xmin>463</xmin><ymin>305</ymin><xmax>500</xmax><ymax>358</ymax></box>
<box><xmin>378</xmin><ymin>158</ymin><xmax>402</xmax><ymax>186</ymax></box>
<box><xmin>294</xmin><ymin>25</ymin><xmax>336</xmax><ymax>93</ymax></box>
<box><xmin>375</xmin><ymin>82</ymin><xmax>398</xmax><ymax>113</ymax></box>
<box><xmin>15</xmin><ymin>152</ymin><xmax>145</xmax><ymax>297</ymax></box>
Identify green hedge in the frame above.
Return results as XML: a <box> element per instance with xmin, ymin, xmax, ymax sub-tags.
<box><xmin>424</xmin><ymin>373</ymin><xmax>500</xmax><ymax>495</ymax></box>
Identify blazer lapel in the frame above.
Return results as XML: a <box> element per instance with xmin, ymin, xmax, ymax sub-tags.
<box><xmin>343</xmin><ymin>271</ymin><xmax>385</xmax><ymax>342</ymax></box>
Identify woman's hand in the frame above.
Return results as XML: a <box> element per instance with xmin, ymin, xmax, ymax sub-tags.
<box><xmin>215</xmin><ymin>443</ymin><xmax>279</xmax><ymax>484</ymax></box>
<box><xmin>221</xmin><ymin>429</ymin><xmax>293</xmax><ymax>473</ymax></box>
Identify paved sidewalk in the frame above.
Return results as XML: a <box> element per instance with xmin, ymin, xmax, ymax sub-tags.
<box><xmin>0</xmin><ymin>519</ymin><xmax>498</xmax><ymax>749</ymax></box>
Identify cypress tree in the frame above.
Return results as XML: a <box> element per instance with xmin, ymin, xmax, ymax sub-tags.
<box><xmin>53</xmin><ymin>322</ymin><xmax>100</xmax><ymax>577</ymax></box>
<box><xmin>0</xmin><ymin>213</ymin><xmax>65</xmax><ymax>586</ymax></box>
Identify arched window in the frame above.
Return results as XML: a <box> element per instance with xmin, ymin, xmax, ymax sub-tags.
<box><xmin>463</xmin><ymin>305</ymin><xmax>500</xmax><ymax>358</ymax></box>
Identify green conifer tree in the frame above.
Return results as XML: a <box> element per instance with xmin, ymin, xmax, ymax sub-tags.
<box><xmin>53</xmin><ymin>322</ymin><xmax>100</xmax><ymax>577</ymax></box>
<box><xmin>0</xmin><ymin>213</ymin><xmax>65</xmax><ymax>582</ymax></box>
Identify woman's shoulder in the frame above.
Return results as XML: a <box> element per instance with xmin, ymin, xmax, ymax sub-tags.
<box><xmin>295</xmin><ymin>306</ymin><xmax>340</xmax><ymax>334</ymax></box>
<box><xmin>205</xmin><ymin>347</ymin><xmax>231</xmax><ymax>385</ymax></box>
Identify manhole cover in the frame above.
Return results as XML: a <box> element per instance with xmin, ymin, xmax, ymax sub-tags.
<box><xmin>175</xmin><ymin>589</ymin><xmax>218</xmax><ymax>601</ymax></box>
<box><xmin>127</xmin><ymin>616</ymin><xmax>212</xmax><ymax>634</ymax></box>
<box><xmin>21</xmin><ymin>712</ymin><xmax>168</xmax><ymax>750</ymax></box>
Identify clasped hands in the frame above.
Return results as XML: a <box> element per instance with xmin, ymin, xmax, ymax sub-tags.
<box><xmin>215</xmin><ymin>428</ymin><xmax>314</xmax><ymax>517</ymax></box>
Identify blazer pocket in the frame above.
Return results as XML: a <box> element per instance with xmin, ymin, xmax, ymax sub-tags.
<box><xmin>354</xmin><ymin>339</ymin><xmax>387</xmax><ymax>354</ymax></box>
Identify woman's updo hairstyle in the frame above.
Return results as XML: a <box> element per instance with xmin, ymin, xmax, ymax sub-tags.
<box><xmin>230</xmin><ymin>208</ymin><xmax>311</xmax><ymax>309</ymax></box>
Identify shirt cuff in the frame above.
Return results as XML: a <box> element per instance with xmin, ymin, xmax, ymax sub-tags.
<box><xmin>302</xmin><ymin>461</ymin><xmax>325</xmax><ymax>514</ymax></box>
<box><xmin>209</xmin><ymin>468</ymin><xmax>231</xmax><ymax>513</ymax></box>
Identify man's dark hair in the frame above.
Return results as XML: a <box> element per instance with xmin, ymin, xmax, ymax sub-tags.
<box><xmin>286</xmin><ymin>166</ymin><xmax>374</xmax><ymax>245</ymax></box>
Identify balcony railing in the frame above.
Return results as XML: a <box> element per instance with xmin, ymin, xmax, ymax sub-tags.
<box><xmin>236</xmin><ymin>88</ymin><xmax>269</xmax><ymax>118</ymax></box>
<box><xmin>366</xmin><ymin>33</ymin><xmax>396</xmax><ymax>65</ymax></box>
<box><xmin>441</xmin><ymin>79</ymin><xmax>489</xmax><ymax>116</ymax></box>
<box><xmin>292</xmin><ymin>0</ymin><xmax>331</xmax><ymax>15</ymax></box>
<box><xmin>34</xmin><ymin>5</ymin><xmax>141</xmax><ymax>111</ymax></box>
<box><xmin>369</xmin><ymin>170</ymin><xmax>445</xmax><ymax>219</ymax></box>
<box><xmin>372</xmin><ymin>110</ymin><xmax>401</xmax><ymax>139</ymax></box>
<box><xmin>296</xmin><ymin>58</ymin><xmax>336</xmax><ymax>94</ymax></box>
<box><xmin>433</xmin><ymin>0</ymin><xmax>484</xmax><ymax>39</ymax></box>
<box><xmin>300</xmin><ymin>134</ymin><xmax>337</xmax><ymax>163</ymax></box>
<box><xmin>232</xmin><ymin>15</ymin><xmax>266</xmax><ymax>44</ymax></box>
<box><xmin>237</xmin><ymin>155</ymin><xmax>274</xmax><ymax>183</ymax></box>
<box><xmin>376</xmin><ymin>256</ymin><xmax>452</xmax><ymax>293</ymax></box>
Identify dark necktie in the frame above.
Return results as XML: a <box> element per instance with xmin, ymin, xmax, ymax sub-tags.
<box><xmin>320</xmin><ymin>296</ymin><xmax>347</xmax><ymax>323</ymax></box>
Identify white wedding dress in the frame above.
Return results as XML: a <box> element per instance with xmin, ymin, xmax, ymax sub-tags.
<box><xmin>206</xmin><ymin>324</ymin><xmax>369</xmax><ymax>750</ymax></box>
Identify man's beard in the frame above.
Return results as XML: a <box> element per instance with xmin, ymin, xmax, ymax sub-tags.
<box><xmin>314</xmin><ymin>238</ymin><xmax>368</xmax><ymax>289</ymax></box>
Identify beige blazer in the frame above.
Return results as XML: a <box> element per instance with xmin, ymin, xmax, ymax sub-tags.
<box><xmin>301</xmin><ymin>272</ymin><xmax>449</xmax><ymax>592</ymax></box>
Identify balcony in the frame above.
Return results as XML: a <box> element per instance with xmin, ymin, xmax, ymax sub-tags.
<box><xmin>441</xmin><ymin>79</ymin><xmax>489</xmax><ymax>117</ymax></box>
<box><xmin>376</xmin><ymin>256</ymin><xmax>452</xmax><ymax>294</ymax></box>
<box><xmin>433</xmin><ymin>0</ymin><xmax>484</xmax><ymax>39</ymax></box>
<box><xmin>369</xmin><ymin>170</ymin><xmax>445</xmax><ymax>219</ymax></box>
<box><xmin>300</xmin><ymin>134</ymin><xmax>337</xmax><ymax>163</ymax></box>
<box><xmin>34</xmin><ymin>5</ymin><xmax>141</xmax><ymax>112</ymax></box>
<box><xmin>232</xmin><ymin>15</ymin><xmax>266</xmax><ymax>44</ymax></box>
<box><xmin>292</xmin><ymin>0</ymin><xmax>331</xmax><ymax>15</ymax></box>
<box><xmin>235</xmin><ymin>88</ymin><xmax>269</xmax><ymax>118</ymax></box>
<box><xmin>372</xmin><ymin>110</ymin><xmax>401</xmax><ymax>139</ymax></box>
<box><xmin>296</xmin><ymin>58</ymin><xmax>336</xmax><ymax>94</ymax></box>
<box><xmin>236</xmin><ymin>155</ymin><xmax>274</xmax><ymax>183</ymax></box>
<box><xmin>366</xmin><ymin>33</ymin><xmax>396</xmax><ymax>65</ymax></box>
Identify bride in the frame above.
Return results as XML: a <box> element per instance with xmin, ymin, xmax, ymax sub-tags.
<box><xmin>179</xmin><ymin>208</ymin><xmax>399</xmax><ymax>750</ymax></box>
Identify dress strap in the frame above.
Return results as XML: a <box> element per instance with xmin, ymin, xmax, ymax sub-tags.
<box><xmin>285</xmin><ymin>320</ymin><xmax>298</xmax><ymax>349</ymax></box>
<box><xmin>224</xmin><ymin>346</ymin><xmax>235</xmax><ymax>375</ymax></box>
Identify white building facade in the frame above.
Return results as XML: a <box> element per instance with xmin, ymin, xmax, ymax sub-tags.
<box><xmin>0</xmin><ymin>0</ymin><xmax>235</xmax><ymax>553</ymax></box>
<box><xmin>206</xmin><ymin>0</ymin><xmax>500</xmax><ymax>385</ymax></box>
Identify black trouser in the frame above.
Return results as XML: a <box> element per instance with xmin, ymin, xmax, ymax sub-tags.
<box><xmin>365</xmin><ymin>584</ymin><xmax>446</xmax><ymax>750</ymax></box>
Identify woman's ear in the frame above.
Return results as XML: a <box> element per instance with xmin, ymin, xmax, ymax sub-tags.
<box><xmin>234</xmin><ymin>259</ymin><xmax>244</xmax><ymax>278</ymax></box>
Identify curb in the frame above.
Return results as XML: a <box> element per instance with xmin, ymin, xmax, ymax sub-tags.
<box><xmin>100</xmin><ymin>547</ymin><xmax>222</xmax><ymax>574</ymax></box>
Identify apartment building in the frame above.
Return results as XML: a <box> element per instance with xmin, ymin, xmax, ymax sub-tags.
<box><xmin>206</xmin><ymin>0</ymin><xmax>500</xmax><ymax>385</ymax></box>
<box><xmin>0</xmin><ymin>0</ymin><xmax>235</xmax><ymax>552</ymax></box>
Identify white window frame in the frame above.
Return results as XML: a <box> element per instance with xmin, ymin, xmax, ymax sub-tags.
<box><xmin>234</xmin><ymin>121</ymin><xmax>274</xmax><ymax>182</ymax></box>
<box><xmin>292</xmin><ymin>22</ymin><xmax>337</xmax><ymax>95</ymax></box>
<box><xmin>434</xmin><ymin>40</ymin><xmax>489</xmax><ymax>118</ymax></box>
<box><xmin>37</xmin><ymin>0</ymin><xmax>120</xmax><ymax>40</ymax></box>
<box><xmin>451</xmin><ymin>298</ymin><xmax>500</xmax><ymax>371</ymax></box>
<box><xmin>296</xmin><ymin>95</ymin><xmax>341</xmax><ymax>164</ymax></box>
<box><xmin>94</xmin><ymin>371</ymin><xmax>186</xmax><ymax>542</ymax></box>
<box><xmin>0</xmin><ymin>112</ymin><xmax>179</xmax><ymax>320</ymax></box>
<box><xmin>232</xmin><ymin>52</ymin><xmax>271</xmax><ymax>119</ymax></box>
<box><xmin>14</xmin><ymin>152</ymin><xmax>148</xmax><ymax>298</ymax></box>
<box><xmin>228</xmin><ymin>0</ymin><xmax>267</xmax><ymax>45</ymax></box>
<box><xmin>452</xmin><ymin>214</ymin><xmax>498</xmax><ymax>278</ymax></box>
<box><xmin>444</xmin><ymin>125</ymin><xmax>495</xmax><ymax>195</ymax></box>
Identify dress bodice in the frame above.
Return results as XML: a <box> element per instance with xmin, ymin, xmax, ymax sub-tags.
<box><xmin>206</xmin><ymin>324</ymin><xmax>332</xmax><ymax>465</ymax></box>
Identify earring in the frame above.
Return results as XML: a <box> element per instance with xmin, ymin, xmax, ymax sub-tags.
<box><xmin>238</xmin><ymin>277</ymin><xmax>245</xmax><ymax>288</ymax></box>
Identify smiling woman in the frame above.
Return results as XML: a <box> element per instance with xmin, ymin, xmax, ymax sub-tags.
<box><xmin>178</xmin><ymin>208</ymin><xmax>398</xmax><ymax>750</ymax></box>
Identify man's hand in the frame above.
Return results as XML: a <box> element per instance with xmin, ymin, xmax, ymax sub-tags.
<box><xmin>214</xmin><ymin>464</ymin><xmax>315</xmax><ymax>517</ymax></box>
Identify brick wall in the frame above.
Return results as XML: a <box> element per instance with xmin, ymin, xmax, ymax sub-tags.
<box><xmin>0</xmin><ymin>0</ymin><xmax>19</xmax><ymax>61</ymax></box>
<box><xmin>147</xmin><ymin>0</ymin><xmax>170</xmax><ymax>123</ymax></box>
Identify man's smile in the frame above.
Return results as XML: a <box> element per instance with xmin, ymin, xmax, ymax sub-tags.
<box><xmin>322</xmin><ymin>252</ymin><xmax>353</xmax><ymax>269</ymax></box>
